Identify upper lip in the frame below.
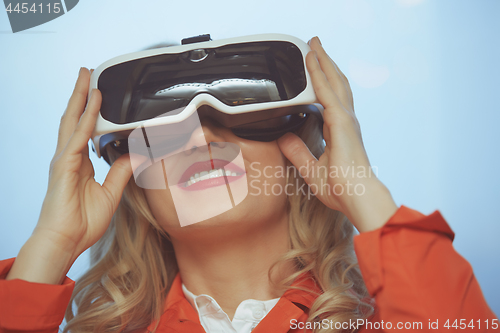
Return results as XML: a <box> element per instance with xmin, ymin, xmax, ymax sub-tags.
<box><xmin>177</xmin><ymin>159</ymin><xmax>245</xmax><ymax>185</ymax></box>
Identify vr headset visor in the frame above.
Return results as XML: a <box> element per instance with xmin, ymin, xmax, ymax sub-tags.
<box><xmin>90</xmin><ymin>34</ymin><xmax>323</xmax><ymax>164</ymax></box>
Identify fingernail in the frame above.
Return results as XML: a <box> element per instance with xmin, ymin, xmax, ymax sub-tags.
<box><xmin>315</xmin><ymin>36</ymin><xmax>322</xmax><ymax>46</ymax></box>
<box><xmin>79</xmin><ymin>67</ymin><xmax>84</xmax><ymax>76</ymax></box>
<box><xmin>307</xmin><ymin>38</ymin><xmax>312</xmax><ymax>46</ymax></box>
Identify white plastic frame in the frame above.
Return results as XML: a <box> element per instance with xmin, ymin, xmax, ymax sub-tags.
<box><xmin>89</xmin><ymin>33</ymin><xmax>319</xmax><ymax>159</ymax></box>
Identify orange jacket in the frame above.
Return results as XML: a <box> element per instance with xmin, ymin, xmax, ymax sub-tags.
<box><xmin>0</xmin><ymin>206</ymin><xmax>497</xmax><ymax>332</ymax></box>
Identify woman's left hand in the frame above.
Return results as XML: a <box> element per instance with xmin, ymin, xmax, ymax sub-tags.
<box><xmin>277</xmin><ymin>36</ymin><xmax>398</xmax><ymax>233</ymax></box>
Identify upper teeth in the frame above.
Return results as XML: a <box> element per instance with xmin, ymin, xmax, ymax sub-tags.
<box><xmin>186</xmin><ymin>168</ymin><xmax>240</xmax><ymax>187</ymax></box>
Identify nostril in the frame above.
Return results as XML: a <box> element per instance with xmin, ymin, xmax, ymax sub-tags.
<box><xmin>183</xmin><ymin>145</ymin><xmax>198</xmax><ymax>156</ymax></box>
<box><xmin>210</xmin><ymin>142</ymin><xmax>227</xmax><ymax>149</ymax></box>
<box><xmin>184</xmin><ymin>144</ymin><xmax>210</xmax><ymax>155</ymax></box>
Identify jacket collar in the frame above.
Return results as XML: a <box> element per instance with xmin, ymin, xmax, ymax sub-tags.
<box><xmin>147</xmin><ymin>270</ymin><xmax>321</xmax><ymax>332</ymax></box>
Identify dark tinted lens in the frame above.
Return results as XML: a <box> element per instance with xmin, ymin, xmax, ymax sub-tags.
<box><xmin>98</xmin><ymin>41</ymin><xmax>306</xmax><ymax>124</ymax></box>
<box><xmin>231</xmin><ymin>114</ymin><xmax>309</xmax><ymax>141</ymax></box>
<box><xmin>100</xmin><ymin>105</ymin><xmax>323</xmax><ymax>164</ymax></box>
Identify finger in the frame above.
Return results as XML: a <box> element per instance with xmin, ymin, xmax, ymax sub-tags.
<box><xmin>306</xmin><ymin>50</ymin><xmax>344</xmax><ymax>126</ymax></box>
<box><xmin>326</xmin><ymin>54</ymin><xmax>354</xmax><ymax>111</ymax></box>
<box><xmin>102</xmin><ymin>153</ymin><xmax>133</xmax><ymax>210</ymax></box>
<box><xmin>56</xmin><ymin>68</ymin><xmax>91</xmax><ymax>155</ymax></box>
<box><xmin>277</xmin><ymin>132</ymin><xmax>318</xmax><ymax>184</ymax></box>
<box><xmin>327</xmin><ymin>54</ymin><xmax>353</xmax><ymax>105</ymax></box>
<box><xmin>309</xmin><ymin>37</ymin><xmax>351</xmax><ymax>90</ymax></box>
<box><xmin>64</xmin><ymin>89</ymin><xmax>101</xmax><ymax>156</ymax></box>
<box><xmin>309</xmin><ymin>37</ymin><xmax>353</xmax><ymax>111</ymax></box>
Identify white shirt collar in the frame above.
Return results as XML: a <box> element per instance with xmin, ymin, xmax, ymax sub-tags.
<box><xmin>182</xmin><ymin>283</ymin><xmax>280</xmax><ymax>333</ymax></box>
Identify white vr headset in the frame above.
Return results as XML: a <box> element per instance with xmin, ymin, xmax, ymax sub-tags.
<box><xmin>89</xmin><ymin>33</ymin><xmax>324</xmax><ymax>164</ymax></box>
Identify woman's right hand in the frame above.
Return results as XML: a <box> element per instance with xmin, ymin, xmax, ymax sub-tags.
<box><xmin>6</xmin><ymin>68</ymin><xmax>133</xmax><ymax>284</ymax></box>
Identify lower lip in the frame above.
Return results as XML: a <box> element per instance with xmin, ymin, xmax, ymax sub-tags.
<box><xmin>177</xmin><ymin>173</ymin><xmax>245</xmax><ymax>191</ymax></box>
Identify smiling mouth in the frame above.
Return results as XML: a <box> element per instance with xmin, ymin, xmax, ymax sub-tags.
<box><xmin>185</xmin><ymin>168</ymin><xmax>243</xmax><ymax>187</ymax></box>
<box><xmin>177</xmin><ymin>159</ymin><xmax>246</xmax><ymax>190</ymax></box>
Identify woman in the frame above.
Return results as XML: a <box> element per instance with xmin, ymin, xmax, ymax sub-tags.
<box><xmin>0</xmin><ymin>36</ymin><xmax>496</xmax><ymax>333</ymax></box>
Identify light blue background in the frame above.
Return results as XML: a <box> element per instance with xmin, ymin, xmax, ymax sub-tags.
<box><xmin>1</xmin><ymin>0</ymin><xmax>498</xmax><ymax>316</ymax></box>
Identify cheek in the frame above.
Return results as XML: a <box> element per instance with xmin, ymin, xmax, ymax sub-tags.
<box><xmin>143</xmin><ymin>187</ymin><xmax>180</xmax><ymax>228</ymax></box>
<box><xmin>242</xmin><ymin>141</ymin><xmax>289</xmax><ymax>203</ymax></box>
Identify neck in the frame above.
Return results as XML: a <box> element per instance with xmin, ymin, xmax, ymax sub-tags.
<box><xmin>170</xmin><ymin>212</ymin><xmax>292</xmax><ymax>320</ymax></box>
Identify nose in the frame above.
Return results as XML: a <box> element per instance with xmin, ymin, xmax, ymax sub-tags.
<box><xmin>183</xmin><ymin>117</ymin><xmax>227</xmax><ymax>155</ymax></box>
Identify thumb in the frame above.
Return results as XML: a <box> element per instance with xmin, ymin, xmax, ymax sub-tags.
<box><xmin>277</xmin><ymin>133</ymin><xmax>318</xmax><ymax>184</ymax></box>
<box><xmin>102</xmin><ymin>153</ymin><xmax>133</xmax><ymax>209</ymax></box>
